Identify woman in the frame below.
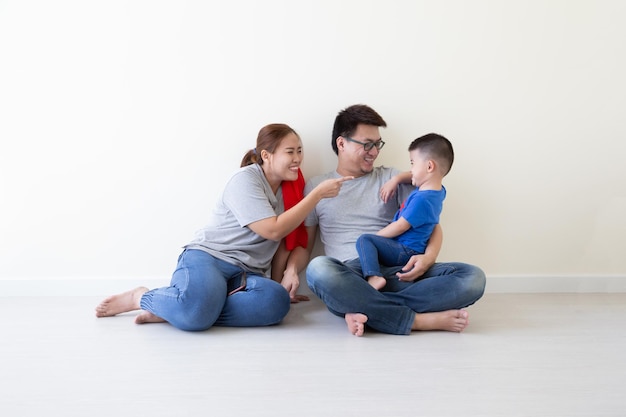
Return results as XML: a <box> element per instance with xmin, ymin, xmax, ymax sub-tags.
<box><xmin>95</xmin><ymin>124</ymin><xmax>351</xmax><ymax>331</ymax></box>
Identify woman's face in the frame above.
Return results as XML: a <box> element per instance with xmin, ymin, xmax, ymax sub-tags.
<box><xmin>262</xmin><ymin>132</ymin><xmax>303</xmax><ymax>187</ymax></box>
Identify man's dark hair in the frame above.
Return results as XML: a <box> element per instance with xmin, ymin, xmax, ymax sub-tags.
<box><xmin>331</xmin><ymin>104</ymin><xmax>387</xmax><ymax>155</ymax></box>
<box><xmin>409</xmin><ymin>133</ymin><xmax>455</xmax><ymax>176</ymax></box>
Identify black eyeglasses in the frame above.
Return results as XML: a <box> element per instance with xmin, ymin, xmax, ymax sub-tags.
<box><xmin>343</xmin><ymin>136</ymin><xmax>385</xmax><ymax>151</ymax></box>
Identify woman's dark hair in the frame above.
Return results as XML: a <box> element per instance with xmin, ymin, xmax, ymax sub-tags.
<box><xmin>331</xmin><ymin>104</ymin><xmax>387</xmax><ymax>155</ymax></box>
<box><xmin>240</xmin><ymin>124</ymin><xmax>299</xmax><ymax>167</ymax></box>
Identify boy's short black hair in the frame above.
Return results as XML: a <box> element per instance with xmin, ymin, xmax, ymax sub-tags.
<box><xmin>409</xmin><ymin>133</ymin><xmax>454</xmax><ymax>176</ymax></box>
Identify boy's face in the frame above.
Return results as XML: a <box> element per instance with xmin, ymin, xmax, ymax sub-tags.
<box><xmin>409</xmin><ymin>149</ymin><xmax>430</xmax><ymax>187</ymax></box>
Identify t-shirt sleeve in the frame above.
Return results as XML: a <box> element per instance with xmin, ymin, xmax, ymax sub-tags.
<box><xmin>222</xmin><ymin>169</ymin><xmax>278</xmax><ymax>227</ymax></box>
<box><xmin>400</xmin><ymin>193</ymin><xmax>438</xmax><ymax>227</ymax></box>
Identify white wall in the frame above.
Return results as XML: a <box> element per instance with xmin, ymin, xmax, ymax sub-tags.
<box><xmin>1</xmin><ymin>1</ymin><xmax>625</xmax><ymax>292</ymax></box>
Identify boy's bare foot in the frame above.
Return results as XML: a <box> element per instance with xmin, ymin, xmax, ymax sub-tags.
<box><xmin>95</xmin><ymin>287</ymin><xmax>149</xmax><ymax>317</ymax></box>
<box><xmin>345</xmin><ymin>313</ymin><xmax>368</xmax><ymax>336</ymax></box>
<box><xmin>135</xmin><ymin>311</ymin><xmax>166</xmax><ymax>324</ymax></box>
<box><xmin>367</xmin><ymin>276</ymin><xmax>386</xmax><ymax>291</ymax></box>
<box><xmin>412</xmin><ymin>309</ymin><xmax>469</xmax><ymax>333</ymax></box>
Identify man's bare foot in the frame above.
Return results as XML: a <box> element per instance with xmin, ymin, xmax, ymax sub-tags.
<box><xmin>95</xmin><ymin>287</ymin><xmax>149</xmax><ymax>317</ymax></box>
<box><xmin>367</xmin><ymin>276</ymin><xmax>386</xmax><ymax>291</ymax></box>
<box><xmin>412</xmin><ymin>309</ymin><xmax>469</xmax><ymax>333</ymax></box>
<box><xmin>135</xmin><ymin>311</ymin><xmax>166</xmax><ymax>324</ymax></box>
<box><xmin>345</xmin><ymin>313</ymin><xmax>368</xmax><ymax>337</ymax></box>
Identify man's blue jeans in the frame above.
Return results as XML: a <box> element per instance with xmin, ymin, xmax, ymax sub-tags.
<box><xmin>306</xmin><ymin>256</ymin><xmax>486</xmax><ymax>335</ymax></box>
<box><xmin>140</xmin><ymin>249</ymin><xmax>290</xmax><ymax>331</ymax></box>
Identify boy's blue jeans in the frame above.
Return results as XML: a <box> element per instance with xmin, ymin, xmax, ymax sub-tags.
<box><xmin>140</xmin><ymin>249</ymin><xmax>290</xmax><ymax>331</ymax></box>
<box><xmin>356</xmin><ymin>233</ymin><xmax>419</xmax><ymax>278</ymax></box>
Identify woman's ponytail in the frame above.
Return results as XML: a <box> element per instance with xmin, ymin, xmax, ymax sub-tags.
<box><xmin>240</xmin><ymin>148</ymin><xmax>260</xmax><ymax>167</ymax></box>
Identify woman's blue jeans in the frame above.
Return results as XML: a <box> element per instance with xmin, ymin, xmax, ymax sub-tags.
<box><xmin>140</xmin><ymin>249</ymin><xmax>290</xmax><ymax>331</ymax></box>
<box><xmin>306</xmin><ymin>256</ymin><xmax>486</xmax><ymax>335</ymax></box>
<box><xmin>356</xmin><ymin>233</ymin><xmax>419</xmax><ymax>278</ymax></box>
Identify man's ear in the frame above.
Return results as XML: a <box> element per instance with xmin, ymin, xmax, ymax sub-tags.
<box><xmin>336</xmin><ymin>136</ymin><xmax>344</xmax><ymax>151</ymax></box>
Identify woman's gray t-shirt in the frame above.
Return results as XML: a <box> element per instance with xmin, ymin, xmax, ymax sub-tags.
<box><xmin>186</xmin><ymin>164</ymin><xmax>283</xmax><ymax>276</ymax></box>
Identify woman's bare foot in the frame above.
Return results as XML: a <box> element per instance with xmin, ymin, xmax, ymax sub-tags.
<box><xmin>367</xmin><ymin>276</ymin><xmax>386</xmax><ymax>291</ymax></box>
<box><xmin>345</xmin><ymin>313</ymin><xmax>368</xmax><ymax>336</ymax></box>
<box><xmin>412</xmin><ymin>309</ymin><xmax>470</xmax><ymax>333</ymax></box>
<box><xmin>135</xmin><ymin>311</ymin><xmax>166</xmax><ymax>324</ymax></box>
<box><xmin>95</xmin><ymin>287</ymin><xmax>149</xmax><ymax>317</ymax></box>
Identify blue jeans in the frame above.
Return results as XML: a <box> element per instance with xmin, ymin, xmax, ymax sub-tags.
<box><xmin>306</xmin><ymin>256</ymin><xmax>486</xmax><ymax>335</ymax></box>
<box><xmin>140</xmin><ymin>249</ymin><xmax>290</xmax><ymax>331</ymax></box>
<box><xmin>356</xmin><ymin>234</ymin><xmax>419</xmax><ymax>278</ymax></box>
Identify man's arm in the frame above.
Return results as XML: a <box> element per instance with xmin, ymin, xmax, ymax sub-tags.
<box><xmin>396</xmin><ymin>223</ymin><xmax>443</xmax><ymax>281</ymax></box>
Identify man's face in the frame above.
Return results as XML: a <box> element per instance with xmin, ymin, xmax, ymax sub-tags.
<box><xmin>337</xmin><ymin>124</ymin><xmax>382</xmax><ymax>177</ymax></box>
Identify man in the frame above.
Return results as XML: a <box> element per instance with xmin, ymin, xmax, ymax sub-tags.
<box><xmin>301</xmin><ymin>104</ymin><xmax>485</xmax><ymax>336</ymax></box>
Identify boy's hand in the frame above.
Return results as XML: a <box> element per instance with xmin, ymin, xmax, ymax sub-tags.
<box><xmin>379</xmin><ymin>179</ymin><xmax>398</xmax><ymax>203</ymax></box>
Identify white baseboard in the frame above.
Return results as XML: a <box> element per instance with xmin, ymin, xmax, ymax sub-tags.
<box><xmin>0</xmin><ymin>275</ymin><xmax>625</xmax><ymax>296</ymax></box>
<box><xmin>0</xmin><ymin>277</ymin><xmax>171</xmax><ymax>297</ymax></box>
<box><xmin>485</xmin><ymin>275</ymin><xmax>626</xmax><ymax>293</ymax></box>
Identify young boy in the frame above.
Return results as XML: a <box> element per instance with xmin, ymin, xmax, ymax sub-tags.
<box><xmin>356</xmin><ymin>133</ymin><xmax>454</xmax><ymax>290</ymax></box>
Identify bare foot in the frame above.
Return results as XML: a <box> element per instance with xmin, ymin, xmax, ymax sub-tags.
<box><xmin>95</xmin><ymin>287</ymin><xmax>149</xmax><ymax>317</ymax></box>
<box><xmin>345</xmin><ymin>313</ymin><xmax>368</xmax><ymax>337</ymax></box>
<box><xmin>367</xmin><ymin>275</ymin><xmax>386</xmax><ymax>290</ymax></box>
<box><xmin>135</xmin><ymin>311</ymin><xmax>166</xmax><ymax>324</ymax></box>
<box><xmin>412</xmin><ymin>309</ymin><xmax>469</xmax><ymax>333</ymax></box>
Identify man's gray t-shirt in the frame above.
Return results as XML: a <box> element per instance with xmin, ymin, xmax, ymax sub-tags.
<box><xmin>186</xmin><ymin>164</ymin><xmax>283</xmax><ymax>276</ymax></box>
<box><xmin>304</xmin><ymin>166</ymin><xmax>414</xmax><ymax>262</ymax></box>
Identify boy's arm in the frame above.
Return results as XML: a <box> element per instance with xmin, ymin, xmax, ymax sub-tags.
<box><xmin>376</xmin><ymin>217</ymin><xmax>411</xmax><ymax>239</ymax></box>
<box><xmin>380</xmin><ymin>171</ymin><xmax>412</xmax><ymax>203</ymax></box>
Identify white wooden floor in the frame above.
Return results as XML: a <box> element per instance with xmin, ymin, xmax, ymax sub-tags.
<box><xmin>1</xmin><ymin>290</ymin><xmax>625</xmax><ymax>417</ymax></box>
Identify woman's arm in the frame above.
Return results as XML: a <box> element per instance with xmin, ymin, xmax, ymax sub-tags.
<box><xmin>248</xmin><ymin>177</ymin><xmax>351</xmax><ymax>241</ymax></box>
<box><xmin>271</xmin><ymin>226</ymin><xmax>318</xmax><ymax>302</ymax></box>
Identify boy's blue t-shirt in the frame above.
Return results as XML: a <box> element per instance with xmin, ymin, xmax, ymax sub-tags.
<box><xmin>394</xmin><ymin>186</ymin><xmax>446</xmax><ymax>253</ymax></box>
